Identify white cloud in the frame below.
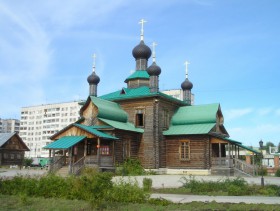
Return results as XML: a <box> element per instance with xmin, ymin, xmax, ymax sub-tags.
<box><xmin>257</xmin><ymin>107</ymin><xmax>273</xmax><ymax>116</ymax></box>
<box><xmin>275</xmin><ymin>109</ymin><xmax>280</xmax><ymax>116</ymax></box>
<box><xmin>0</xmin><ymin>3</ymin><xmax>52</xmax><ymax>85</ymax></box>
<box><xmin>228</xmin><ymin>124</ymin><xmax>280</xmax><ymax>147</ymax></box>
<box><xmin>224</xmin><ymin>108</ymin><xmax>253</xmax><ymax>120</ymax></box>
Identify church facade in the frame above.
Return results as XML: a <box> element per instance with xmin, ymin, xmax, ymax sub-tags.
<box><xmin>45</xmin><ymin>21</ymin><xmax>259</xmax><ymax>176</ymax></box>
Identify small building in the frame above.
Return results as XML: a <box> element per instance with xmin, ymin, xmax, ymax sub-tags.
<box><xmin>45</xmin><ymin>20</ymin><xmax>259</xmax><ymax>176</ymax></box>
<box><xmin>0</xmin><ymin>132</ymin><xmax>29</xmax><ymax>166</ymax></box>
<box><xmin>0</xmin><ymin>118</ymin><xmax>20</xmax><ymax>133</ymax></box>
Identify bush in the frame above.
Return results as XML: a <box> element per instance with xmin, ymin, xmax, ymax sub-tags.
<box><xmin>148</xmin><ymin>198</ymin><xmax>172</xmax><ymax>206</ymax></box>
<box><xmin>227</xmin><ymin>184</ymin><xmax>244</xmax><ymax>196</ymax></box>
<box><xmin>109</xmin><ymin>179</ymin><xmax>149</xmax><ymax>203</ymax></box>
<box><xmin>0</xmin><ymin>170</ymin><xmax>150</xmax><ymax>209</ymax></box>
<box><xmin>143</xmin><ymin>178</ymin><xmax>153</xmax><ymax>192</ymax></box>
<box><xmin>117</xmin><ymin>158</ymin><xmax>145</xmax><ymax>176</ymax></box>
<box><xmin>23</xmin><ymin>158</ymin><xmax>33</xmax><ymax>167</ymax></box>
<box><xmin>180</xmin><ymin>176</ymin><xmax>249</xmax><ymax>195</ymax></box>
<box><xmin>275</xmin><ymin>168</ymin><xmax>280</xmax><ymax>177</ymax></box>
<box><xmin>258</xmin><ymin>166</ymin><xmax>268</xmax><ymax>176</ymax></box>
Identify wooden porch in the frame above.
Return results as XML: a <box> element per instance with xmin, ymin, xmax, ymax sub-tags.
<box><xmin>211</xmin><ymin>141</ymin><xmax>257</xmax><ymax>176</ymax></box>
<box><xmin>47</xmin><ymin>136</ymin><xmax>118</xmax><ymax>175</ymax></box>
<box><xmin>49</xmin><ymin>154</ymin><xmax>115</xmax><ymax>175</ymax></box>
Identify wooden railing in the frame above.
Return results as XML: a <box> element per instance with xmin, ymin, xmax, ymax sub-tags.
<box><xmin>212</xmin><ymin>157</ymin><xmax>256</xmax><ymax>176</ymax></box>
<box><xmin>85</xmin><ymin>155</ymin><xmax>98</xmax><ymax>166</ymax></box>
<box><xmin>72</xmin><ymin>156</ymin><xmax>85</xmax><ymax>175</ymax></box>
<box><xmin>49</xmin><ymin>156</ymin><xmax>65</xmax><ymax>173</ymax></box>
<box><xmin>234</xmin><ymin>158</ymin><xmax>255</xmax><ymax>176</ymax></box>
<box><xmin>84</xmin><ymin>155</ymin><xmax>113</xmax><ymax>167</ymax></box>
<box><xmin>212</xmin><ymin>157</ymin><xmax>233</xmax><ymax>168</ymax></box>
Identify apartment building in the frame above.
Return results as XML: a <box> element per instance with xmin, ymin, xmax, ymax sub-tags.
<box><xmin>0</xmin><ymin>119</ymin><xmax>20</xmax><ymax>133</ymax></box>
<box><xmin>162</xmin><ymin>89</ymin><xmax>194</xmax><ymax>105</ymax></box>
<box><xmin>20</xmin><ymin>101</ymin><xmax>82</xmax><ymax>158</ymax></box>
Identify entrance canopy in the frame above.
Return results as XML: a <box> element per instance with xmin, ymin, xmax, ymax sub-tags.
<box><xmin>44</xmin><ymin>136</ymin><xmax>86</xmax><ymax>150</ymax></box>
<box><xmin>222</xmin><ymin>137</ymin><xmax>261</xmax><ymax>155</ymax></box>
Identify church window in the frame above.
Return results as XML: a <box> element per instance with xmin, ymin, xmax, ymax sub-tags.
<box><xmin>163</xmin><ymin>109</ymin><xmax>169</xmax><ymax>128</ymax></box>
<box><xmin>179</xmin><ymin>140</ymin><xmax>190</xmax><ymax>160</ymax></box>
<box><xmin>135</xmin><ymin>109</ymin><xmax>145</xmax><ymax>127</ymax></box>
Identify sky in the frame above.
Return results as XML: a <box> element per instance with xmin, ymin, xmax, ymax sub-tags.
<box><xmin>0</xmin><ymin>0</ymin><xmax>279</xmax><ymax>147</ymax></box>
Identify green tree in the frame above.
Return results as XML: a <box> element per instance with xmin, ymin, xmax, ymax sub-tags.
<box><xmin>23</xmin><ymin>158</ymin><xmax>33</xmax><ymax>166</ymax></box>
<box><xmin>264</xmin><ymin>141</ymin><xmax>275</xmax><ymax>153</ymax></box>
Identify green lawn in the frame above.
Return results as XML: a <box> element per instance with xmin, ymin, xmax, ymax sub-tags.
<box><xmin>0</xmin><ymin>194</ymin><xmax>279</xmax><ymax>211</ymax></box>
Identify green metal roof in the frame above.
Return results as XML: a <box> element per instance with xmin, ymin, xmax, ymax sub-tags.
<box><xmin>223</xmin><ymin>137</ymin><xmax>242</xmax><ymax>145</ymax></box>
<box><xmin>99</xmin><ymin>118</ymin><xmax>144</xmax><ymax>133</ymax></box>
<box><xmin>163</xmin><ymin>104</ymin><xmax>219</xmax><ymax>136</ymax></box>
<box><xmin>74</xmin><ymin>124</ymin><xmax>118</xmax><ymax>140</ymax></box>
<box><xmin>237</xmin><ymin>143</ymin><xmax>261</xmax><ymax>154</ymax></box>
<box><xmin>100</xmin><ymin>86</ymin><xmax>151</xmax><ymax>100</ymax></box>
<box><xmin>100</xmin><ymin>86</ymin><xmax>186</xmax><ymax>105</ymax></box>
<box><xmin>90</xmin><ymin>96</ymin><xmax>128</xmax><ymax>122</ymax></box>
<box><xmin>172</xmin><ymin>104</ymin><xmax>219</xmax><ymax>125</ymax></box>
<box><xmin>125</xmin><ymin>70</ymin><xmax>150</xmax><ymax>82</ymax></box>
<box><xmin>222</xmin><ymin>137</ymin><xmax>260</xmax><ymax>154</ymax></box>
<box><xmin>163</xmin><ymin>123</ymin><xmax>216</xmax><ymax>136</ymax></box>
<box><xmin>44</xmin><ymin>136</ymin><xmax>86</xmax><ymax>149</ymax></box>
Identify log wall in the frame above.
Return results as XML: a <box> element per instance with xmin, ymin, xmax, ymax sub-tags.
<box><xmin>117</xmin><ymin>96</ymin><xmax>180</xmax><ymax>168</ymax></box>
<box><xmin>166</xmin><ymin>135</ymin><xmax>211</xmax><ymax>169</ymax></box>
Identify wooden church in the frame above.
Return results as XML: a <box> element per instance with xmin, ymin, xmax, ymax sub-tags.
<box><xmin>45</xmin><ymin>20</ymin><xmax>259</xmax><ymax>176</ymax></box>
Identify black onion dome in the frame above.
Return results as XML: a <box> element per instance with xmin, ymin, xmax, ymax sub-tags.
<box><xmin>181</xmin><ymin>78</ymin><xmax>193</xmax><ymax>90</ymax></box>
<box><xmin>87</xmin><ymin>72</ymin><xmax>100</xmax><ymax>85</ymax></box>
<box><xmin>132</xmin><ymin>40</ymin><xmax>152</xmax><ymax>59</ymax></box>
<box><xmin>147</xmin><ymin>62</ymin><xmax>161</xmax><ymax>76</ymax></box>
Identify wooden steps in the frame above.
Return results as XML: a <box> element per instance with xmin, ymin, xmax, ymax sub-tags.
<box><xmin>56</xmin><ymin>166</ymin><xmax>69</xmax><ymax>177</ymax></box>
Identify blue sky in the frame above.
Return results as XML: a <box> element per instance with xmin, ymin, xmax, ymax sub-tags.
<box><xmin>0</xmin><ymin>0</ymin><xmax>279</xmax><ymax>147</ymax></box>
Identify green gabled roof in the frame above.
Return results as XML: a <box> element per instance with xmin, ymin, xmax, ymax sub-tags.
<box><xmin>44</xmin><ymin>136</ymin><xmax>86</xmax><ymax>149</ymax></box>
<box><xmin>163</xmin><ymin>123</ymin><xmax>216</xmax><ymax>136</ymax></box>
<box><xmin>99</xmin><ymin>118</ymin><xmax>144</xmax><ymax>133</ymax></box>
<box><xmin>164</xmin><ymin>104</ymin><xmax>220</xmax><ymax>136</ymax></box>
<box><xmin>100</xmin><ymin>86</ymin><xmax>151</xmax><ymax>100</ymax></box>
<box><xmin>90</xmin><ymin>96</ymin><xmax>128</xmax><ymax>122</ymax></box>
<box><xmin>125</xmin><ymin>70</ymin><xmax>150</xmax><ymax>82</ymax></box>
<box><xmin>171</xmin><ymin>103</ymin><xmax>219</xmax><ymax>125</ymax></box>
<box><xmin>100</xmin><ymin>86</ymin><xmax>186</xmax><ymax>105</ymax></box>
<box><xmin>74</xmin><ymin>124</ymin><xmax>118</xmax><ymax>140</ymax></box>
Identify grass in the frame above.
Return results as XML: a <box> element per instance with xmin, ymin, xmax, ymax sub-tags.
<box><xmin>153</xmin><ymin>187</ymin><xmax>228</xmax><ymax>196</ymax></box>
<box><xmin>0</xmin><ymin>194</ymin><xmax>279</xmax><ymax>211</ymax></box>
<box><xmin>0</xmin><ymin>194</ymin><xmax>92</xmax><ymax>211</ymax></box>
<box><xmin>1</xmin><ymin>171</ymin><xmax>280</xmax><ymax>210</ymax></box>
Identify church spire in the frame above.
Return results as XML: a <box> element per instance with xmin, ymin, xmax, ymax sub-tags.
<box><xmin>181</xmin><ymin>60</ymin><xmax>193</xmax><ymax>105</ymax></box>
<box><xmin>152</xmin><ymin>42</ymin><xmax>157</xmax><ymax>62</ymax></box>
<box><xmin>147</xmin><ymin>42</ymin><xmax>161</xmax><ymax>93</ymax></box>
<box><xmin>87</xmin><ymin>54</ymin><xmax>100</xmax><ymax>97</ymax></box>
<box><xmin>132</xmin><ymin>19</ymin><xmax>151</xmax><ymax>71</ymax></box>
<box><xmin>92</xmin><ymin>53</ymin><xmax>96</xmax><ymax>73</ymax></box>
<box><xmin>139</xmin><ymin>19</ymin><xmax>147</xmax><ymax>41</ymax></box>
<box><xmin>184</xmin><ymin>60</ymin><xmax>190</xmax><ymax>79</ymax></box>
<box><xmin>127</xmin><ymin>19</ymin><xmax>152</xmax><ymax>88</ymax></box>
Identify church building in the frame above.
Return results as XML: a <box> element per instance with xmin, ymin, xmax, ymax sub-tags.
<box><xmin>45</xmin><ymin>20</ymin><xmax>258</xmax><ymax>176</ymax></box>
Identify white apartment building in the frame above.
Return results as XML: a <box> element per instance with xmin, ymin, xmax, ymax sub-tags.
<box><xmin>20</xmin><ymin>101</ymin><xmax>82</xmax><ymax>158</ymax></box>
<box><xmin>162</xmin><ymin>89</ymin><xmax>195</xmax><ymax>105</ymax></box>
<box><xmin>0</xmin><ymin>119</ymin><xmax>20</xmax><ymax>133</ymax></box>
